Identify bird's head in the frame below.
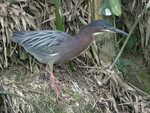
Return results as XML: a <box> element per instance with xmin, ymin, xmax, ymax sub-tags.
<box><xmin>80</xmin><ymin>19</ymin><xmax>129</xmax><ymax>36</ymax></box>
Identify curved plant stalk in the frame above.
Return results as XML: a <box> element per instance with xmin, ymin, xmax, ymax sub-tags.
<box><xmin>110</xmin><ymin>4</ymin><xmax>148</xmax><ymax>70</ymax></box>
<box><xmin>55</xmin><ymin>0</ymin><xmax>64</xmax><ymax>31</ymax></box>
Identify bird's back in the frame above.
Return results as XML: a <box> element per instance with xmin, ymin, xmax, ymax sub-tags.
<box><xmin>11</xmin><ymin>30</ymin><xmax>70</xmax><ymax>63</ymax></box>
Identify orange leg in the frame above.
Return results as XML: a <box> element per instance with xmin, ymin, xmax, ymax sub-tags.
<box><xmin>45</xmin><ymin>65</ymin><xmax>69</xmax><ymax>103</ymax></box>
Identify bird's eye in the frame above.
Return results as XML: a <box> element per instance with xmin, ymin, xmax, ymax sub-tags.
<box><xmin>104</xmin><ymin>26</ymin><xmax>107</xmax><ymax>29</ymax></box>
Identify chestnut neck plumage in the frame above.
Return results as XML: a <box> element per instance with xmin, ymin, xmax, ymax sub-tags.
<box><xmin>59</xmin><ymin>26</ymin><xmax>101</xmax><ymax>62</ymax></box>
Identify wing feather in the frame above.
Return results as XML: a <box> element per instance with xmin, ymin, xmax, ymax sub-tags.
<box><xmin>11</xmin><ymin>30</ymin><xmax>70</xmax><ymax>56</ymax></box>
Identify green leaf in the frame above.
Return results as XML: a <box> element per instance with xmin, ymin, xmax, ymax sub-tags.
<box><xmin>113</xmin><ymin>57</ymin><xmax>132</xmax><ymax>74</ymax></box>
<box><xmin>99</xmin><ymin>0</ymin><xmax>113</xmax><ymax>16</ymax></box>
<box><xmin>123</xmin><ymin>34</ymin><xmax>137</xmax><ymax>49</ymax></box>
<box><xmin>120</xmin><ymin>67</ymin><xmax>129</xmax><ymax>74</ymax></box>
<box><xmin>109</xmin><ymin>0</ymin><xmax>121</xmax><ymax>16</ymax></box>
<box><xmin>117</xmin><ymin>57</ymin><xmax>132</xmax><ymax>65</ymax></box>
<box><xmin>55</xmin><ymin>0</ymin><xmax>64</xmax><ymax>31</ymax></box>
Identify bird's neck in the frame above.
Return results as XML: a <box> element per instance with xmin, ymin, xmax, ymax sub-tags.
<box><xmin>59</xmin><ymin>26</ymin><xmax>100</xmax><ymax>61</ymax></box>
<box><xmin>76</xmin><ymin>26</ymin><xmax>100</xmax><ymax>39</ymax></box>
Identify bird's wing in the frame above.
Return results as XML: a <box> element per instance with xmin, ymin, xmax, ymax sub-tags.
<box><xmin>11</xmin><ymin>30</ymin><xmax>70</xmax><ymax>56</ymax></box>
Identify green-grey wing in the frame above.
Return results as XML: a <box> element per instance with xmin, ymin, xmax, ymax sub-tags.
<box><xmin>11</xmin><ymin>30</ymin><xmax>70</xmax><ymax>56</ymax></box>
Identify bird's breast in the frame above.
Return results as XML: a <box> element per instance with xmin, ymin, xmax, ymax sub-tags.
<box><xmin>59</xmin><ymin>33</ymin><xmax>94</xmax><ymax>61</ymax></box>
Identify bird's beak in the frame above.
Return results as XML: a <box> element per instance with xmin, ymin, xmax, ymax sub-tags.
<box><xmin>102</xmin><ymin>27</ymin><xmax>129</xmax><ymax>35</ymax></box>
<box><xmin>111</xmin><ymin>27</ymin><xmax>129</xmax><ymax>35</ymax></box>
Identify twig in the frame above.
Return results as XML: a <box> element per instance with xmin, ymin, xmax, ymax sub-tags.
<box><xmin>41</xmin><ymin>11</ymin><xmax>70</xmax><ymax>24</ymax></box>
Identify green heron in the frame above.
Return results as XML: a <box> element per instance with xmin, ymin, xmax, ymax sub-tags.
<box><xmin>11</xmin><ymin>19</ymin><xmax>128</xmax><ymax>103</ymax></box>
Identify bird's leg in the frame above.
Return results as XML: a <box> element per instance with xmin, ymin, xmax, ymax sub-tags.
<box><xmin>45</xmin><ymin>65</ymin><xmax>69</xmax><ymax>90</ymax></box>
<box><xmin>45</xmin><ymin>65</ymin><xmax>69</xmax><ymax>103</ymax></box>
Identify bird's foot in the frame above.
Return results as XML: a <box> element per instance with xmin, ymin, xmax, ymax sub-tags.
<box><xmin>50</xmin><ymin>74</ymin><xmax>69</xmax><ymax>103</ymax></box>
<box><xmin>45</xmin><ymin>64</ymin><xmax>70</xmax><ymax>103</ymax></box>
<box><xmin>53</xmin><ymin>76</ymin><xmax>70</xmax><ymax>91</ymax></box>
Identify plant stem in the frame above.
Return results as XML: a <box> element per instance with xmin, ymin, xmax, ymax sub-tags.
<box><xmin>110</xmin><ymin>4</ymin><xmax>148</xmax><ymax>70</ymax></box>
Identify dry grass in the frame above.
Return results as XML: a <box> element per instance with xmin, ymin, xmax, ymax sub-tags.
<box><xmin>1</xmin><ymin>59</ymin><xmax>150</xmax><ymax>112</ymax></box>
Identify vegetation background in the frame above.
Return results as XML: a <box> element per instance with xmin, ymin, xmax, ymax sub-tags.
<box><xmin>0</xmin><ymin>0</ymin><xmax>150</xmax><ymax>112</ymax></box>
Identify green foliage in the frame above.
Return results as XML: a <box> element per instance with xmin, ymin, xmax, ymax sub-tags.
<box><xmin>99</xmin><ymin>0</ymin><xmax>113</xmax><ymax>16</ymax></box>
<box><xmin>55</xmin><ymin>0</ymin><xmax>64</xmax><ymax>31</ymax></box>
<box><xmin>99</xmin><ymin>0</ymin><xmax>121</xmax><ymax>16</ymax></box>
<box><xmin>114</xmin><ymin>56</ymin><xmax>132</xmax><ymax>74</ymax></box>
<box><xmin>123</xmin><ymin>34</ymin><xmax>137</xmax><ymax>49</ymax></box>
<box><xmin>109</xmin><ymin>0</ymin><xmax>121</xmax><ymax>16</ymax></box>
<box><xmin>116</xmin><ymin>37</ymin><xmax>123</xmax><ymax>47</ymax></box>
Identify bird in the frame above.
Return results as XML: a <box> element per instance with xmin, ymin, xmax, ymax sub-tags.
<box><xmin>11</xmin><ymin>19</ymin><xmax>129</xmax><ymax>103</ymax></box>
